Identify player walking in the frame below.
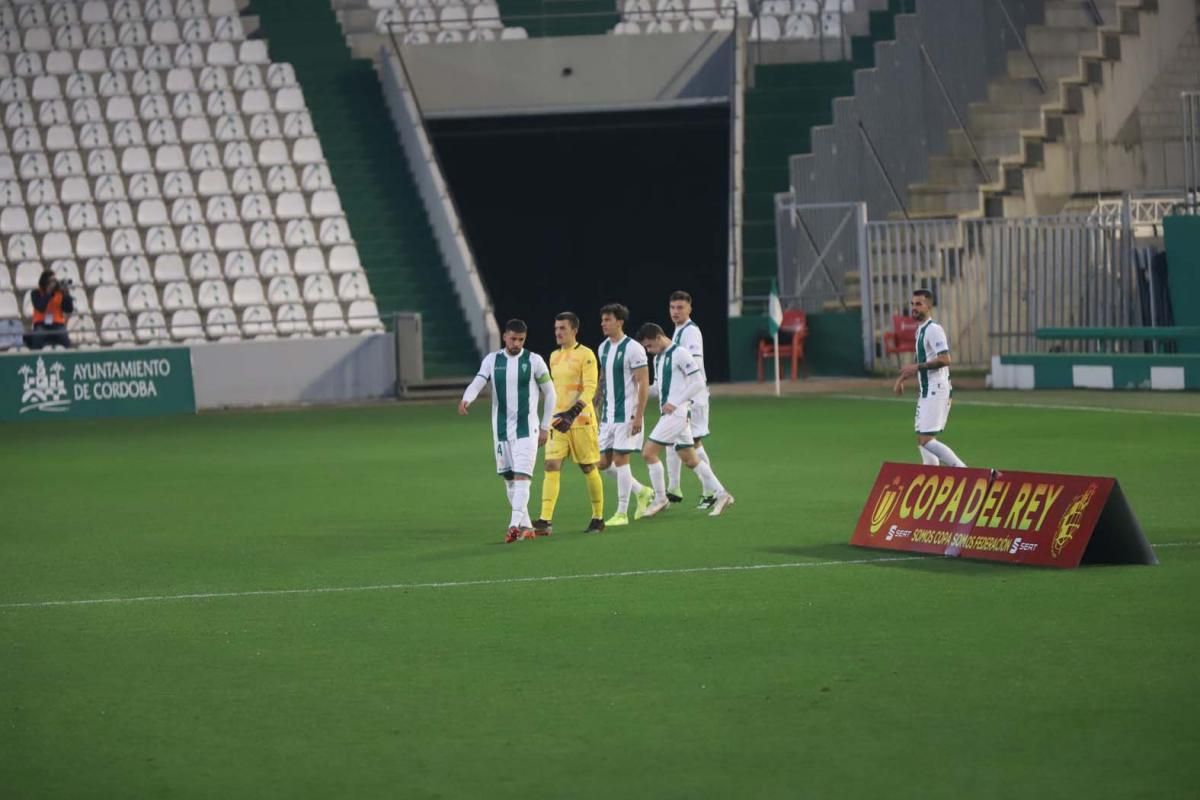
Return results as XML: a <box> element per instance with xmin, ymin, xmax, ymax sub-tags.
<box><xmin>594</xmin><ymin>303</ymin><xmax>656</xmax><ymax>526</ymax></box>
<box><xmin>665</xmin><ymin>290</ymin><xmax>717</xmax><ymax>510</ymax></box>
<box><xmin>637</xmin><ymin>323</ymin><xmax>734</xmax><ymax>518</ymax></box>
<box><xmin>534</xmin><ymin>312</ymin><xmax>606</xmax><ymax>534</ymax></box>
<box><xmin>459</xmin><ymin>319</ymin><xmax>557</xmax><ymax>543</ymax></box>
<box><xmin>893</xmin><ymin>289</ymin><xmax>967</xmax><ymax>467</ymax></box>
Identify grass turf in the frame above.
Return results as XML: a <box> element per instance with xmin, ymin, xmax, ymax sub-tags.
<box><xmin>1</xmin><ymin>393</ymin><xmax>1198</xmax><ymax>798</ymax></box>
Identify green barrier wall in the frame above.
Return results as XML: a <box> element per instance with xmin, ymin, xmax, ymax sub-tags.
<box><xmin>727</xmin><ymin>310</ymin><xmax>867</xmax><ymax>382</ymax></box>
<box><xmin>1164</xmin><ymin>215</ymin><xmax>1200</xmax><ymax>354</ymax></box>
<box><xmin>1</xmin><ymin>347</ymin><xmax>195</xmax><ymax>421</ymax></box>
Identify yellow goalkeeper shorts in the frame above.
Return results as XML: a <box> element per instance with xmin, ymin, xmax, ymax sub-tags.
<box><xmin>545</xmin><ymin>424</ymin><xmax>601</xmax><ymax>465</ymax></box>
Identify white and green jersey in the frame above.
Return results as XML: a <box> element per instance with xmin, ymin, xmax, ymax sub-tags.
<box><xmin>598</xmin><ymin>335</ymin><xmax>648</xmax><ymax>424</ymax></box>
<box><xmin>671</xmin><ymin>320</ymin><xmax>708</xmax><ymax>403</ymax></box>
<box><xmin>473</xmin><ymin>349</ymin><xmax>552</xmax><ymax>442</ymax></box>
<box><xmin>915</xmin><ymin>319</ymin><xmax>950</xmax><ymax>397</ymax></box>
<box><xmin>653</xmin><ymin>343</ymin><xmax>702</xmax><ymax>417</ymax></box>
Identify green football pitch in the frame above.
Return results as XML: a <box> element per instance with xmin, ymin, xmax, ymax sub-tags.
<box><xmin>2</xmin><ymin>390</ymin><xmax>1198</xmax><ymax>798</ymax></box>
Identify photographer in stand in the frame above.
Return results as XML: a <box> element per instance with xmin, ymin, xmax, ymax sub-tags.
<box><xmin>25</xmin><ymin>269</ymin><xmax>74</xmax><ymax>350</ymax></box>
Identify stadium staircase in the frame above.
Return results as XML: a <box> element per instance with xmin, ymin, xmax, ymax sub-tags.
<box><xmin>904</xmin><ymin>0</ymin><xmax>1178</xmax><ymax>219</ymax></box>
<box><xmin>741</xmin><ymin>0</ymin><xmax>907</xmax><ymax>298</ymax></box>
<box><xmin>248</xmin><ymin>0</ymin><xmax>480</xmax><ymax>376</ymax></box>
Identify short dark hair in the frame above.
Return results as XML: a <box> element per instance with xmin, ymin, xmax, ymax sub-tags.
<box><xmin>38</xmin><ymin>270</ymin><xmax>55</xmax><ymax>291</ymax></box>
<box><xmin>555</xmin><ymin>311</ymin><xmax>580</xmax><ymax>331</ymax></box>
<box><xmin>600</xmin><ymin>303</ymin><xmax>629</xmax><ymax>322</ymax></box>
<box><xmin>637</xmin><ymin>322</ymin><xmax>665</xmax><ymax>342</ymax></box>
<box><xmin>504</xmin><ymin>318</ymin><xmax>527</xmax><ymax>334</ymax></box>
<box><xmin>912</xmin><ymin>289</ymin><xmax>934</xmax><ymax>304</ymax></box>
<box><xmin>669</xmin><ymin>291</ymin><xmax>692</xmax><ymax>304</ymax></box>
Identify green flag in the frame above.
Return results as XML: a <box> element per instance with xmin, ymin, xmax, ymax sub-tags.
<box><xmin>768</xmin><ymin>280</ymin><xmax>783</xmax><ymax>337</ymax></box>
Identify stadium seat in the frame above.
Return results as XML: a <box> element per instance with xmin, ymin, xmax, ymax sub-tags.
<box><xmin>170</xmin><ymin>307</ymin><xmax>203</xmax><ymax>340</ymax></box>
<box><xmin>347</xmin><ymin>300</ymin><xmax>383</xmax><ymax>332</ymax></box>
<box><xmin>100</xmin><ymin>311</ymin><xmax>134</xmax><ymax>343</ymax></box>
<box><xmin>328</xmin><ymin>245</ymin><xmax>362</xmax><ymax>275</ymax></box>
<box><xmin>83</xmin><ymin>257</ymin><xmax>116</xmax><ymax>287</ymax></box>
<box><xmin>14</xmin><ymin>261</ymin><xmax>43</xmax><ymax>291</ymax></box>
<box><xmin>223</xmin><ymin>249</ymin><xmax>255</xmax><ymax>279</ymax></box>
<box><xmin>266</xmin><ymin>275</ymin><xmax>300</xmax><ymax>305</ymax></box>
<box><xmin>161</xmin><ymin>280</ymin><xmax>195</xmax><ymax>310</ymax></box>
<box><xmin>206</xmin><ymin>305</ymin><xmax>241</xmax><ymax>338</ymax></box>
<box><xmin>231</xmin><ymin>277</ymin><xmax>264</xmax><ymax>307</ymax></box>
<box><xmin>134</xmin><ymin>309</ymin><xmax>168</xmax><ymax>342</ymax></box>
<box><xmin>197</xmin><ymin>278</ymin><xmax>230</xmax><ymax>309</ymax></box>
<box><xmin>292</xmin><ymin>247</ymin><xmax>326</xmax><ymax>276</ymax></box>
<box><xmin>119</xmin><ymin>255</ymin><xmax>152</xmax><ymax>285</ymax></box>
<box><xmin>757</xmin><ymin>309</ymin><xmax>807</xmax><ymax>381</ymax></box>
<box><xmin>337</xmin><ymin>272</ymin><xmax>371</xmax><ymax>302</ymax></box>
<box><xmin>275</xmin><ymin>302</ymin><xmax>310</xmax><ymax>336</ymax></box>
<box><xmin>258</xmin><ymin>248</ymin><xmax>290</xmax><ymax>278</ymax></box>
<box><xmin>240</xmin><ymin>192</ymin><xmax>272</xmax><ymax>221</ymax></box>
<box><xmin>188</xmin><ymin>251</ymin><xmax>220</xmax><ymax>281</ymax></box>
<box><xmin>92</xmin><ymin>284</ymin><xmax>126</xmax><ymax>313</ymax></box>
<box><xmin>284</xmin><ymin>219</ymin><xmax>316</xmax><ymax>248</ymax></box>
<box><xmin>154</xmin><ymin>254</ymin><xmax>187</xmax><ymax>283</ymax></box>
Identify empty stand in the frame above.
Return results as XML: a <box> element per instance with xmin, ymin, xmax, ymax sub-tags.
<box><xmin>0</xmin><ymin>0</ymin><xmax>384</xmax><ymax>350</ymax></box>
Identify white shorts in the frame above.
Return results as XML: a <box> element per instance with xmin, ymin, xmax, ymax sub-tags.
<box><xmin>915</xmin><ymin>381</ymin><xmax>952</xmax><ymax>435</ymax></box>
<box><xmin>494</xmin><ymin>436</ymin><xmax>537</xmax><ymax>477</ymax></box>
<box><xmin>599</xmin><ymin>420</ymin><xmax>644</xmax><ymax>453</ymax></box>
<box><xmin>649</xmin><ymin>412</ymin><xmax>694</xmax><ymax>449</ymax></box>
<box><xmin>689</xmin><ymin>401</ymin><xmax>710</xmax><ymax>439</ymax></box>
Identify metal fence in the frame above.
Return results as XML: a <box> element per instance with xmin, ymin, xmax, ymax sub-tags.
<box><xmin>775</xmin><ymin>203</ymin><xmax>1164</xmax><ymax>369</ymax></box>
<box><xmin>862</xmin><ymin>215</ymin><xmax>1146</xmax><ymax>368</ymax></box>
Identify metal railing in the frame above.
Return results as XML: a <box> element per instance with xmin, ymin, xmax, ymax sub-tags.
<box><xmin>862</xmin><ymin>214</ymin><xmax>1147</xmax><ymax>367</ymax></box>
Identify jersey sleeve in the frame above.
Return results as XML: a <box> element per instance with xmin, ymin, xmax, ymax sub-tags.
<box><xmin>475</xmin><ymin>354</ymin><xmax>494</xmax><ymax>382</ymax></box>
<box><xmin>928</xmin><ymin>324</ymin><xmax>950</xmax><ymax>355</ymax></box>
<box><xmin>578</xmin><ymin>346</ymin><xmax>598</xmax><ymax>405</ymax></box>
<box><xmin>682</xmin><ymin>326</ymin><xmax>704</xmax><ymax>359</ymax></box>
<box><xmin>531</xmin><ymin>353</ymin><xmax>551</xmax><ymax>384</ymax></box>
<box><xmin>627</xmin><ymin>341</ymin><xmax>648</xmax><ymax>370</ymax></box>
<box><xmin>675</xmin><ymin>347</ymin><xmax>700</xmax><ymax>376</ymax></box>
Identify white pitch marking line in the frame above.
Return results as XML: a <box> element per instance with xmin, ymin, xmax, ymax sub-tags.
<box><xmin>831</xmin><ymin>394</ymin><xmax>1200</xmax><ymax>419</ymax></box>
<box><xmin>2</xmin><ymin>544</ymin><xmax>1198</xmax><ymax>611</ymax></box>
<box><xmin>0</xmin><ymin>556</ymin><xmax>927</xmax><ymax>610</ymax></box>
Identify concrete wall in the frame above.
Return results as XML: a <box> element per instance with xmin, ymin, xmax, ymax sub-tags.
<box><xmin>399</xmin><ymin>32</ymin><xmax>732</xmax><ymax>117</ymax></box>
<box><xmin>190</xmin><ymin>334</ymin><xmax>396</xmax><ymax>410</ymax></box>
<box><xmin>1025</xmin><ymin>2</ymin><xmax>1200</xmax><ymax>210</ymax></box>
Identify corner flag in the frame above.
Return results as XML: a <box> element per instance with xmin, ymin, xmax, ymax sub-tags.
<box><xmin>768</xmin><ymin>280</ymin><xmax>783</xmax><ymax>396</ymax></box>
<box><xmin>768</xmin><ymin>280</ymin><xmax>783</xmax><ymax>337</ymax></box>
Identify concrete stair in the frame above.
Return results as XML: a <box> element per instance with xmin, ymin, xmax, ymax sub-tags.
<box><xmin>901</xmin><ymin>0</ymin><xmax>1156</xmax><ymax>220</ymax></box>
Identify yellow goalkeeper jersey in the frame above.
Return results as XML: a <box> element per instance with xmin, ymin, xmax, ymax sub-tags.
<box><xmin>549</xmin><ymin>343</ymin><xmax>598</xmax><ymax>427</ymax></box>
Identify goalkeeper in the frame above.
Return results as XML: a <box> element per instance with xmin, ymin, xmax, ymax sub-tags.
<box><xmin>533</xmin><ymin>311</ymin><xmax>605</xmax><ymax>535</ymax></box>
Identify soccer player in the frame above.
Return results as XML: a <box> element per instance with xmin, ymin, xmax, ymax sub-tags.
<box><xmin>594</xmin><ymin>303</ymin><xmax>656</xmax><ymax>526</ymax></box>
<box><xmin>535</xmin><ymin>311</ymin><xmax>605</xmax><ymax>534</ymax></box>
<box><xmin>637</xmin><ymin>323</ymin><xmax>734</xmax><ymax>518</ymax></box>
<box><xmin>893</xmin><ymin>289</ymin><xmax>968</xmax><ymax>468</ymax></box>
<box><xmin>459</xmin><ymin>319</ymin><xmax>556</xmax><ymax>544</ymax></box>
<box><xmin>666</xmin><ymin>290</ymin><xmax>717</xmax><ymax>510</ymax></box>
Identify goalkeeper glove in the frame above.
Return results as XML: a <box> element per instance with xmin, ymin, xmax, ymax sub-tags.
<box><xmin>551</xmin><ymin>401</ymin><xmax>585</xmax><ymax>433</ymax></box>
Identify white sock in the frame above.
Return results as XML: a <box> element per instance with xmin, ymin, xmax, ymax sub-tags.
<box><xmin>919</xmin><ymin>447</ymin><xmax>940</xmax><ymax>466</ymax></box>
<box><xmin>615</xmin><ymin>464</ymin><xmax>634</xmax><ymax>514</ymax></box>
<box><xmin>696</xmin><ymin>446</ymin><xmax>711</xmax><ymax>467</ymax></box>
<box><xmin>628</xmin><ymin>472</ymin><xmax>648</xmax><ymax>495</ymax></box>
<box><xmin>692</xmin><ymin>462</ymin><xmax>725</xmax><ymax>497</ymax></box>
<box><xmin>509</xmin><ymin>480</ymin><xmax>530</xmax><ymax>528</ymax></box>
<box><xmin>601</xmin><ymin>464</ymin><xmax>617</xmax><ymax>480</ymax></box>
<box><xmin>648</xmin><ymin>461</ymin><xmax>666</xmax><ymax>502</ymax></box>
<box><xmin>666</xmin><ymin>447</ymin><xmax>682</xmax><ymax>493</ymax></box>
<box><xmin>923</xmin><ymin>440</ymin><xmax>966</xmax><ymax>467</ymax></box>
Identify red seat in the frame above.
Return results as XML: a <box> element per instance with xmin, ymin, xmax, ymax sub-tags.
<box><xmin>757</xmin><ymin>309</ymin><xmax>807</xmax><ymax>381</ymax></box>
<box><xmin>884</xmin><ymin>314</ymin><xmax>920</xmax><ymax>365</ymax></box>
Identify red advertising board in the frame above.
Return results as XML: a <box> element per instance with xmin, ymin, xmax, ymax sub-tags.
<box><xmin>850</xmin><ymin>463</ymin><xmax>1155</xmax><ymax>568</ymax></box>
